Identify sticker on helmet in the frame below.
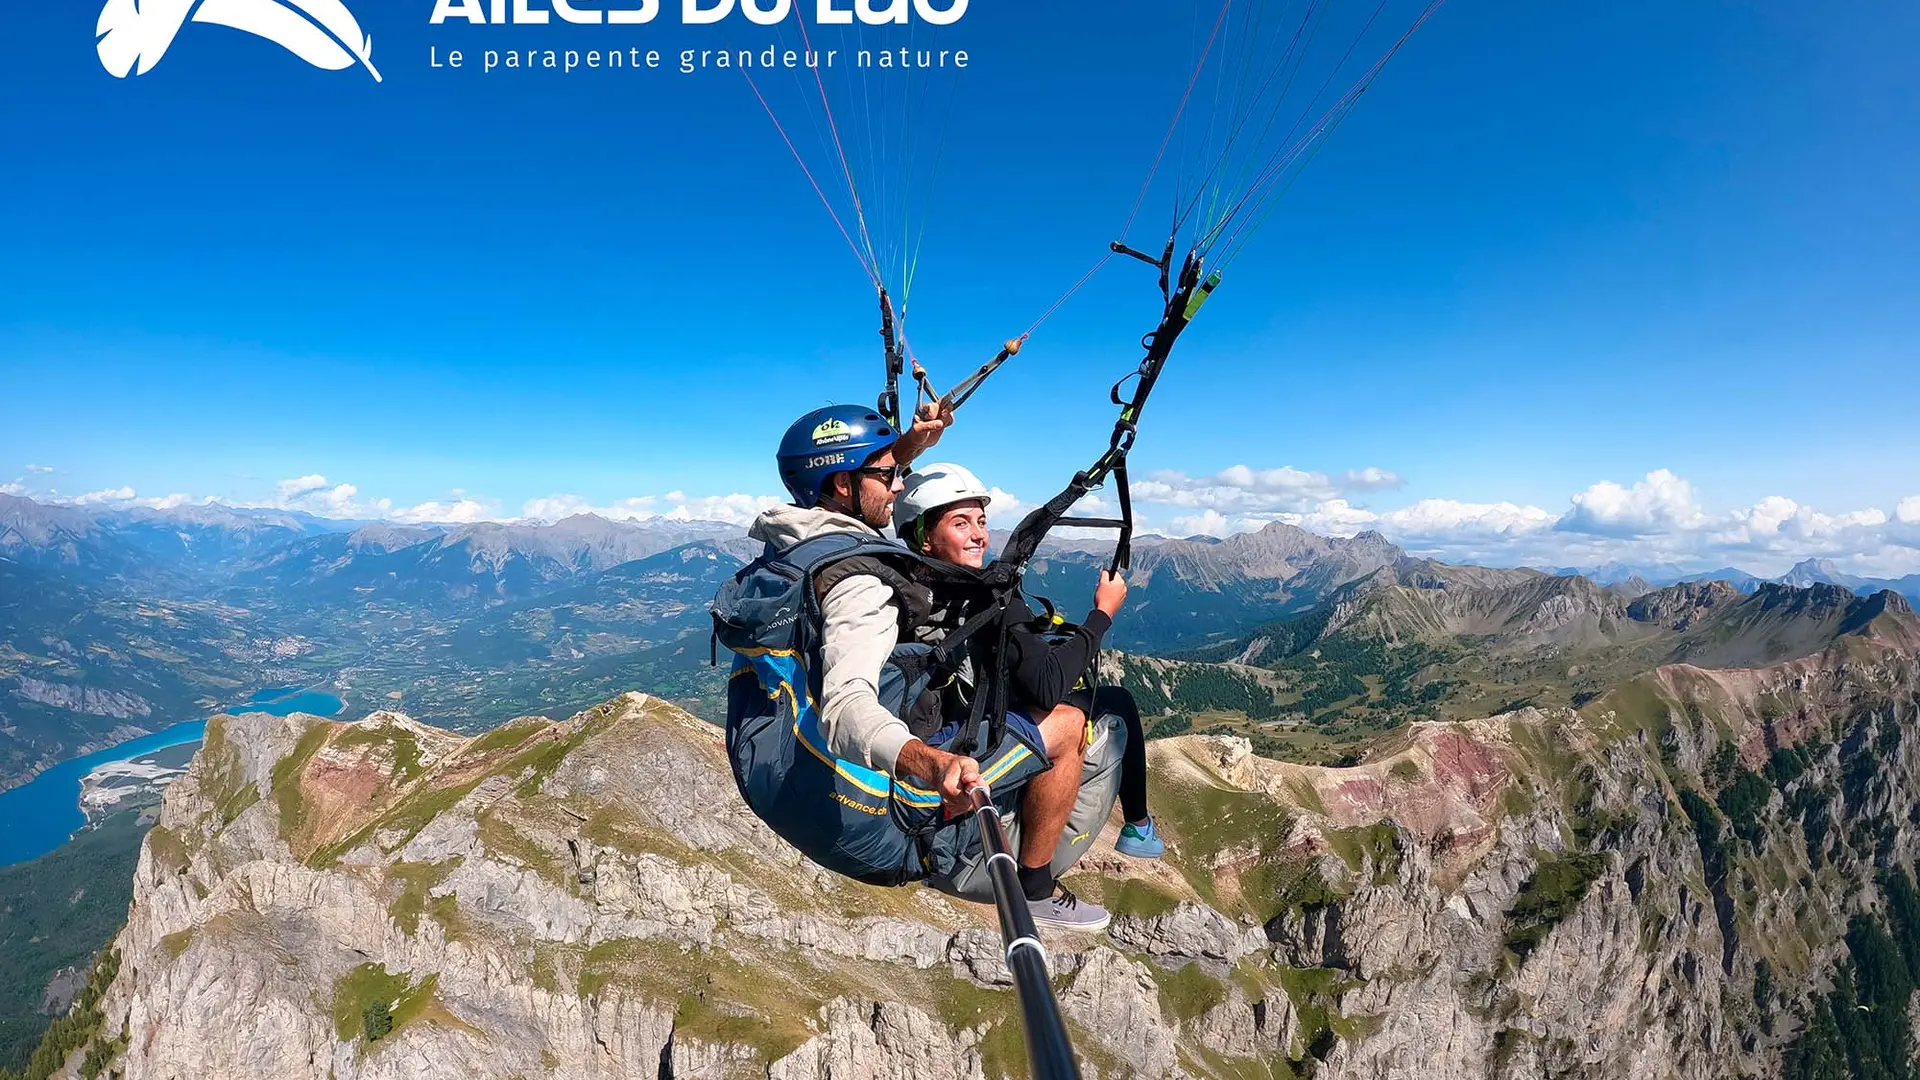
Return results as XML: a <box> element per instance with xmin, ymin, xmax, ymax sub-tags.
<box><xmin>811</xmin><ymin>418</ymin><xmax>853</xmax><ymax>445</ymax></box>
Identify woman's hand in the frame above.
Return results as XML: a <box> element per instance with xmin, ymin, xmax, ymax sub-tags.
<box><xmin>1094</xmin><ymin>569</ymin><xmax>1129</xmax><ymax>618</ymax></box>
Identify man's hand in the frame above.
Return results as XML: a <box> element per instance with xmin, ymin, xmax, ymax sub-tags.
<box><xmin>1094</xmin><ymin>569</ymin><xmax>1129</xmax><ymax>618</ymax></box>
<box><xmin>933</xmin><ymin>753</ymin><xmax>984</xmax><ymax>818</ymax></box>
<box><xmin>892</xmin><ymin>397</ymin><xmax>955</xmax><ymax>465</ymax></box>
<box><xmin>895</xmin><ymin>738</ymin><xmax>983</xmax><ymax>818</ymax></box>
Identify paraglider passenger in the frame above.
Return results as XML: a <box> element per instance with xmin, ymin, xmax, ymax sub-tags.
<box><xmin>896</xmin><ymin>463</ymin><xmax>1164</xmax><ymax>863</ymax></box>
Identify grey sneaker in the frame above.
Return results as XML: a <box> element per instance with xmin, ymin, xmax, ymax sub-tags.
<box><xmin>1028</xmin><ymin>884</ymin><xmax>1110</xmax><ymax>933</ymax></box>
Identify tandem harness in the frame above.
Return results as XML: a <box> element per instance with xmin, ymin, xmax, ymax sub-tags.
<box><xmin>711</xmin><ymin>531</ymin><xmax>1051</xmax><ymax>887</ymax></box>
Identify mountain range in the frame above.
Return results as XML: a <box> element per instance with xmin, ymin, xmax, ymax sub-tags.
<box><xmin>0</xmin><ymin>495</ymin><xmax>749</xmax><ymax>785</ymax></box>
<box><xmin>34</xmin><ymin>613</ymin><xmax>1920</xmax><ymax>1079</ymax></box>
<box><xmin>1553</xmin><ymin>554</ymin><xmax>1920</xmax><ymax>599</ymax></box>
<box><xmin>6</xmin><ymin>495</ymin><xmax>1920</xmax><ymax>1078</ymax></box>
<box><xmin>4</xmin><ymin>491</ymin><xmax>1917</xmax><ymax>789</ymax></box>
<box><xmin>1138</xmin><ymin>552</ymin><xmax>1918</xmax><ymax>765</ymax></box>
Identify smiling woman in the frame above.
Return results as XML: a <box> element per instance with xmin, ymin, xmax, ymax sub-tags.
<box><xmin>894</xmin><ymin>461</ymin><xmax>990</xmax><ymax>556</ymax></box>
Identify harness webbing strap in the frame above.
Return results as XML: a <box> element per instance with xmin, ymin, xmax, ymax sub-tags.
<box><xmin>986</xmin><ymin>247</ymin><xmax>1220</xmax><ymax>581</ymax></box>
<box><xmin>1111</xmin><ymin>460</ymin><xmax>1135</xmax><ymax>573</ymax></box>
<box><xmin>878</xmin><ymin>289</ymin><xmax>905</xmax><ymax>430</ymax></box>
<box><xmin>931</xmin><ymin>591</ymin><xmax>1009</xmax><ymax>669</ymax></box>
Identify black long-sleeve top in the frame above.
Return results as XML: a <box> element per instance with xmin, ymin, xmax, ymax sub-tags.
<box><xmin>995</xmin><ymin>596</ymin><xmax>1114</xmax><ymax>714</ymax></box>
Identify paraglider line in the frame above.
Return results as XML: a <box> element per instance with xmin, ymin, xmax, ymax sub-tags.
<box><xmin>1177</xmin><ymin>0</ymin><xmax>1326</xmax><ymax>236</ymax></box>
<box><xmin>1202</xmin><ymin>0</ymin><xmax>1444</xmax><ymax>259</ymax></box>
<box><xmin>1121</xmin><ymin>0</ymin><xmax>1232</xmax><ymax>242</ymax></box>
<box><xmin>901</xmin><ymin>78</ymin><xmax>961</xmax><ymax>320</ymax></box>
<box><xmin>1202</xmin><ymin>0</ymin><xmax>1394</xmax><ymax>252</ymax></box>
<box><xmin>791</xmin><ymin>10</ymin><xmax>884</xmax><ymax>280</ymax></box>
<box><xmin>1023</xmin><ymin>251</ymin><xmax>1115</xmax><ymax>340</ymax></box>
<box><xmin>742</xmin><ymin>68</ymin><xmax>880</xmax><ymax>288</ymax></box>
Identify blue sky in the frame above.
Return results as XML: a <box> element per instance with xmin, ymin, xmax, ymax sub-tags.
<box><xmin>1</xmin><ymin>0</ymin><xmax>1915</xmax><ymax>575</ymax></box>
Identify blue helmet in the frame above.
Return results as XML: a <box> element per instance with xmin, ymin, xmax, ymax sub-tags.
<box><xmin>777</xmin><ymin>404</ymin><xmax>900</xmax><ymax>509</ymax></box>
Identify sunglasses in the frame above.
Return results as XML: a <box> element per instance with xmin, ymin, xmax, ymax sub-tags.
<box><xmin>855</xmin><ymin>464</ymin><xmax>910</xmax><ymax>485</ymax></box>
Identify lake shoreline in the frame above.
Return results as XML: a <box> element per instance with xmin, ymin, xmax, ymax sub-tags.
<box><xmin>0</xmin><ymin>687</ymin><xmax>349</xmax><ymax>868</ymax></box>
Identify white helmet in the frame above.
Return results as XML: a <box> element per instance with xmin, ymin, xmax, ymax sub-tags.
<box><xmin>896</xmin><ymin>462</ymin><xmax>991</xmax><ymax>540</ymax></box>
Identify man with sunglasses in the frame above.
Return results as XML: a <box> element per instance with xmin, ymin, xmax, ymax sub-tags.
<box><xmin>744</xmin><ymin>401</ymin><xmax>1110</xmax><ymax>931</ymax></box>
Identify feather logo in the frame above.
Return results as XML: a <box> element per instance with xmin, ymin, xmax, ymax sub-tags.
<box><xmin>97</xmin><ymin>0</ymin><xmax>382</xmax><ymax>82</ymax></box>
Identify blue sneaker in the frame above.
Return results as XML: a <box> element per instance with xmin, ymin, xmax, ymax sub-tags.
<box><xmin>1115</xmin><ymin>817</ymin><xmax>1165</xmax><ymax>859</ymax></box>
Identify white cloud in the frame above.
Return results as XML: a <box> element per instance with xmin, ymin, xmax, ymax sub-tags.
<box><xmin>1846</xmin><ymin>547</ymin><xmax>1920</xmax><ymax>578</ymax></box>
<box><xmin>1377</xmin><ymin>475</ymin><xmax>1914</xmax><ymax>577</ymax></box>
<box><xmin>304</xmin><ymin>484</ymin><xmax>362</xmax><ymax>516</ymax></box>
<box><xmin>1132</xmin><ymin>465</ymin><xmax>1342</xmax><ymax>513</ymax></box>
<box><xmin>659</xmin><ymin>493</ymin><xmax>787</xmax><ymax>524</ymax></box>
<box><xmin>24</xmin><ymin>464</ymin><xmax>54</xmax><ymax>474</ymax></box>
<box><xmin>1122</xmin><ymin>462</ymin><xmax>1410</xmax><ymax>518</ymax></box>
<box><xmin>1108</xmin><ymin>464</ymin><xmax>1920</xmax><ymax>578</ymax></box>
<box><xmin>1556</xmin><ymin>469</ymin><xmax>1709</xmax><ymax>538</ymax></box>
<box><xmin>521</xmin><ymin>494</ymin><xmax>661</xmax><ymax>522</ymax></box>
<box><xmin>16</xmin><ymin>461</ymin><xmax>1915</xmax><ymax>581</ymax></box>
<box><xmin>30</xmin><ymin>472</ymin><xmax>780</xmax><ymax>530</ymax></box>
<box><xmin>1067</xmin><ymin>492</ymin><xmax>1117</xmax><ymax>517</ymax></box>
<box><xmin>1169</xmin><ymin>510</ymin><xmax>1235</xmax><ymax>537</ymax></box>
<box><xmin>1341</xmin><ymin>467</ymin><xmax>1405</xmax><ymax>491</ymax></box>
<box><xmin>984</xmin><ymin>487</ymin><xmax>1028</xmax><ymax>519</ymax></box>
<box><xmin>390</xmin><ymin>498</ymin><xmax>497</xmax><ymax>525</ymax></box>
<box><xmin>236</xmin><ymin>474</ymin><xmax>376</xmax><ymax>517</ymax></box>
<box><xmin>37</xmin><ymin>487</ymin><xmax>209</xmax><ymax>512</ymax></box>
<box><xmin>520</xmin><ymin>492</ymin><xmax>785</xmax><ymax>527</ymax></box>
<box><xmin>275</xmin><ymin>474</ymin><xmax>330</xmax><ymax>500</ymax></box>
<box><xmin>1291</xmin><ymin>499</ymin><xmax>1386</xmax><ymax>536</ymax></box>
<box><xmin>1384</xmin><ymin>499</ymin><xmax>1557</xmax><ymax>539</ymax></box>
<box><xmin>1023</xmin><ymin>492</ymin><xmax>1125</xmax><ymax>545</ymax></box>
<box><xmin>1716</xmin><ymin>497</ymin><xmax>1887</xmax><ymax>548</ymax></box>
<box><xmin>1727</xmin><ymin>494</ymin><xmax>1798</xmax><ymax>541</ymax></box>
<box><xmin>1257</xmin><ymin>497</ymin><xmax>1558</xmax><ymax>558</ymax></box>
<box><xmin>1888</xmin><ymin>498</ymin><xmax>1920</xmax><ymax>552</ymax></box>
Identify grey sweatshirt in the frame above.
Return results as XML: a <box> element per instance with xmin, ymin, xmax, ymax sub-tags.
<box><xmin>746</xmin><ymin>504</ymin><xmax>916</xmax><ymax>776</ymax></box>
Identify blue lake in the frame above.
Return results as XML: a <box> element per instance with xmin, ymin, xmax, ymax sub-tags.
<box><xmin>0</xmin><ymin>689</ymin><xmax>346</xmax><ymax>867</ymax></box>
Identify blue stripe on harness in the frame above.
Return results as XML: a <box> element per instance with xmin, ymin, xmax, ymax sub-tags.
<box><xmin>715</xmin><ymin>530</ymin><xmax>1051</xmax><ymax>886</ymax></box>
<box><xmin>746</xmin><ymin>652</ymin><xmax>945</xmax><ymax>808</ymax></box>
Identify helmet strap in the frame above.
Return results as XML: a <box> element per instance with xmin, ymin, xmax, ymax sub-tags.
<box><xmin>818</xmin><ymin>474</ymin><xmax>867</xmax><ymax>523</ymax></box>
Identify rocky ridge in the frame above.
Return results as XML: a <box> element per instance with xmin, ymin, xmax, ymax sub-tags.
<box><xmin>46</xmin><ymin>618</ymin><xmax>1920</xmax><ymax>1079</ymax></box>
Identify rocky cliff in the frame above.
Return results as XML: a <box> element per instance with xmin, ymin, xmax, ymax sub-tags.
<box><xmin>54</xmin><ymin>611</ymin><xmax>1920</xmax><ymax>1080</ymax></box>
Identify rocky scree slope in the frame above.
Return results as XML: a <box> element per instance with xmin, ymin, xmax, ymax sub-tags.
<box><xmin>63</xmin><ymin>617</ymin><xmax>1920</xmax><ymax>1079</ymax></box>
